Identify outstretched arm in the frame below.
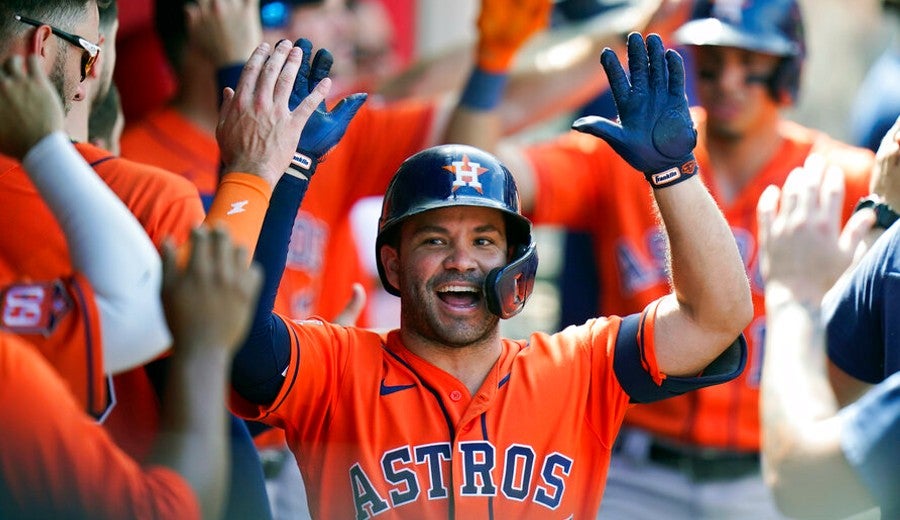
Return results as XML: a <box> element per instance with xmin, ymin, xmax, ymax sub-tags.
<box><xmin>152</xmin><ymin>227</ymin><xmax>262</xmax><ymax>520</ymax></box>
<box><xmin>229</xmin><ymin>39</ymin><xmax>367</xmax><ymax>406</ymax></box>
<box><xmin>757</xmin><ymin>156</ymin><xmax>879</xmax><ymax>519</ymax></box>
<box><xmin>573</xmin><ymin>33</ymin><xmax>752</xmax><ymax>376</ymax></box>
<box><xmin>442</xmin><ymin>0</ymin><xmax>552</xmax><ymax>153</ymax></box>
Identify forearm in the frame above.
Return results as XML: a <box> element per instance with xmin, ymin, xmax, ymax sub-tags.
<box><xmin>150</xmin><ymin>344</ymin><xmax>231</xmax><ymax>520</ymax></box>
<box><xmin>202</xmin><ymin>172</ymin><xmax>273</xmax><ymax>258</ymax></box>
<box><xmin>444</xmin><ymin>104</ymin><xmax>503</xmax><ymax>153</ymax></box>
<box><xmin>500</xmin><ymin>36</ymin><xmax>616</xmax><ymax>135</ymax></box>
<box><xmin>443</xmin><ymin>67</ymin><xmax>507</xmax><ymax>151</ymax></box>
<box><xmin>232</xmin><ymin>174</ymin><xmax>308</xmax><ymax>404</ymax></box>
<box><xmin>760</xmin><ymin>290</ymin><xmax>874</xmax><ymax>518</ymax></box>
<box><xmin>23</xmin><ymin>132</ymin><xmax>169</xmax><ymax>373</ymax></box>
<box><xmin>652</xmin><ymin>178</ymin><xmax>752</xmax><ymax>373</ymax></box>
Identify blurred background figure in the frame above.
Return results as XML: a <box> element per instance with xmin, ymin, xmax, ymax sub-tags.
<box><xmin>849</xmin><ymin>0</ymin><xmax>900</xmax><ymax>152</ymax></box>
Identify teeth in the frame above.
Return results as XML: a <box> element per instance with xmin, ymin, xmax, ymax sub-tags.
<box><xmin>438</xmin><ymin>285</ymin><xmax>478</xmax><ymax>293</ymax></box>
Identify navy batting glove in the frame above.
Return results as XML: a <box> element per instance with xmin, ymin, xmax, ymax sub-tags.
<box><xmin>573</xmin><ymin>33</ymin><xmax>698</xmax><ymax>188</ymax></box>
<box><xmin>286</xmin><ymin>38</ymin><xmax>367</xmax><ymax>180</ymax></box>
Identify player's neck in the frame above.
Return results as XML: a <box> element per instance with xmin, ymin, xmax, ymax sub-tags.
<box><xmin>705</xmin><ymin>121</ymin><xmax>783</xmax><ymax>205</ymax></box>
<box><xmin>400</xmin><ymin>329</ymin><xmax>502</xmax><ymax>395</ymax></box>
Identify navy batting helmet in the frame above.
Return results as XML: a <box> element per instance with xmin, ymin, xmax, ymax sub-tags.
<box><xmin>673</xmin><ymin>0</ymin><xmax>805</xmax><ymax>103</ymax></box>
<box><xmin>376</xmin><ymin>144</ymin><xmax>538</xmax><ymax>319</ymax></box>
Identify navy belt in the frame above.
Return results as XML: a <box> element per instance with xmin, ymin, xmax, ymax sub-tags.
<box><xmin>646</xmin><ymin>441</ymin><xmax>760</xmax><ymax>482</ymax></box>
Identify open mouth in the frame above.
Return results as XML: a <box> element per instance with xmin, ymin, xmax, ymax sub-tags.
<box><xmin>436</xmin><ymin>284</ymin><xmax>482</xmax><ymax>309</ymax></box>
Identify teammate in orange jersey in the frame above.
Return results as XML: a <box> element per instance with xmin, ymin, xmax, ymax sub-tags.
<box><xmin>443</xmin><ymin>1</ymin><xmax>877</xmax><ymax>518</ymax></box>
<box><xmin>0</xmin><ymin>48</ymin><xmax>260</xmax><ymax>519</ymax></box>
<box><xmin>228</xmin><ymin>33</ymin><xmax>752</xmax><ymax>518</ymax></box>
<box><xmin>0</xmin><ymin>0</ymin><xmax>195</xmax><ymax>420</ymax></box>
<box><xmin>0</xmin><ymin>1</ymin><xmax>338</xmax><ymax>515</ymax></box>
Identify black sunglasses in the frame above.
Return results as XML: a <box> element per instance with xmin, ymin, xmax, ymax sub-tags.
<box><xmin>15</xmin><ymin>14</ymin><xmax>100</xmax><ymax>82</ymax></box>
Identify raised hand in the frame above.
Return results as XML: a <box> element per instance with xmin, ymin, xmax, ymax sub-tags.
<box><xmin>0</xmin><ymin>54</ymin><xmax>65</xmax><ymax>160</ymax></box>
<box><xmin>869</xmin><ymin>115</ymin><xmax>900</xmax><ymax>212</ymax></box>
<box><xmin>757</xmin><ymin>154</ymin><xmax>875</xmax><ymax>303</ymax></box>
<box><xmin>477</xmin><ymin>0</ymin><xmax>552</xmax><ymax>73</ymax></box>
<box><xmin>185</xmin><ymin>0</ymin><xmax>263</xmax><ymax>67</ymax></box>
<box><xmin>216</xmin><ymin>40</ymin><xmax>331</xmax><ymax>186</ymax></box>
<box><xmin>161</xmin><ymin>226</ymin><xmax>262</xmax><ymax>356</ymax></box>
<box><xmin>572</xmin><ymin>32</ymin><xmax>697</xmax><ymax>188</ymax></box>
<box><xmin>288</xmin><ymin>38</ymin><xmax>368</xmax><ymax>179</ymax></box>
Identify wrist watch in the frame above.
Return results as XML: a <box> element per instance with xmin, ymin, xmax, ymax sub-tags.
<box><xmin>854</xmin><ymin>196</ymin><xmax>900</xmax><ymax>229</ymax></box>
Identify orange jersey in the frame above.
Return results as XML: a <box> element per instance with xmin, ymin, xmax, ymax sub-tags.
<box><xmin>120</xmin><ymin>108</ymin><xmax>221</xmax><ymax>201</ymax></box>
<box><xmin>0</xmin><ymin>144</ymin><xmax>204</xmax><ymax>457</ymax></box>
<box><xmin>232</xmin><ymin>315</ymin><xmax>643</xmax><ymax>519</ymax></box>
<box><xmin>121</xmin><ymin>100</ymin><xmax>437</xmax><ymax>324</ymax></box>
<box><xmin>0</xmin><ymin>329</ymin><xmax>199</xmax><ymax>519</ymax></box>
<box><xmin>0</xmin><ymin>274</ymin><xmax>105</xmax><ymax>417</ymax></box>
<box><xmin>524</xmin><ymin>108</ymin><xmax>874</xmax><ymax>450</ymax></box>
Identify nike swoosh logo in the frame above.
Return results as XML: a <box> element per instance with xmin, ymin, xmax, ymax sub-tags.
<box><xmin>380</xmin><ymin>379</ymin><xmax>416</xmax><ymax>396</ymax></box>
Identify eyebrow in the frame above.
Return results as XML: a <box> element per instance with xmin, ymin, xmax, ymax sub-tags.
<box><xmin>410</xmin><ymin>223</ymin><xmax>503</xmax><ymax>236</ymax></box>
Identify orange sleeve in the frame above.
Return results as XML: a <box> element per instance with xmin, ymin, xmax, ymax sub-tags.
<box><xmin>0</xmin><ymin>275</ymin><xmax>108</xmax><ymax>419</ymax></box>
<box><xmin>0</xmin><ymin>333</ymin><xmax>200</xmax><ymax>519</ymax></box>
<box><xmin>202</xmin><ymin>172</ymin><xmax>272</xmax><ymax>257</ymax></box>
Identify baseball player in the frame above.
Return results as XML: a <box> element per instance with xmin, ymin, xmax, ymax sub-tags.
<box><xmin>757</xmin><ymin>152</ymin><xmax>898</xmax><ymax>518</ymax></box>
<box><xmin>444</xmin><ymin>1</ymin><xmax>876</xmax><ymax>517</ymax></box>
<box><xmin>228</xmin><ymin>33</ymin><xmax>751</xmax><ymax>518</ymax></box>
<box><xmin>0</xmin><ymin>3</ymin><xmax>332</xmax><ymax>516</ymax></box>
<box><xmin>0</xmin><ymin>49</ymin><xmax>259</xmax><ymax>519</ymax></box>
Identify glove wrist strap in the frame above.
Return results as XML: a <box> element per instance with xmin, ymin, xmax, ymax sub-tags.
<box><xmin>285</xmin><ymin>151</ymin><xmax>318</xmax><ymax>180</ymax></box>
<box><xmin>645</xmin><ymin>157</ymin><xmax>698</xmax><ymax>189</ymax></box>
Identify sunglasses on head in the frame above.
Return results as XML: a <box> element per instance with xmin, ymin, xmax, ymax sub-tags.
<box><xmin>15</xmin><ymin>14</ymin><xmax>100</xmax><ymax>82</ymax></box>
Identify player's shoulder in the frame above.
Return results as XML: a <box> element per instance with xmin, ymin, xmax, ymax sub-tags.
<box><xmin>119</xmin><ymin>107</ymin><xmax>188</xmax><ymax>140</ymax></box>
<box><xmin>75</xmin><ymin>142</ymin><xmax>201</xmax><ymax>199</ymax></box>
<box><xmin>0</xmin><ymin>331</ymin><xmax>64</xmax><ymax>391</ymax></box>
<box><xmin>518</xmin><ymin>316</ymin><xmax>621</xmax><ymax>353</ymax></box>
<box><xmin>780</xmin><ymin>120</ymin><xmax>875</xmax><ymax>177</ymax></box>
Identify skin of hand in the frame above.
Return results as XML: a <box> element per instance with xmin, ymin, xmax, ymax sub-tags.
<box><xmin>0</xmin><ymin>55</ymin><xmax>64</xmax><ymax>160</ymax></box>
<box><xmin>216</xmin><ymin>41</ymin><xmax>332</xmax><ymax>187</ymax></box>
<box><xmin>332</xmin><ymin>282</ymin><xmax>367</xmax><ymax>326</ymax></box>
<box><xmin>868</xmin><ymin>115</ymin><xmax>900</xmax><ymax>211</ymax></box>
<box><xmin>161</xmin><ymin>226</ymin><xmax>262</xmax><ymax>355</ymax></box>
<box><xmin>757</xmin><ymin>153</ymin><xmax>875</xmax><ymax>305</ymax></box>
<box><xmin>185</xmin><ymin>0</ymin><xmax>264</xmax><ymax>67</ymax></box>
<box><xmin>477</xmin><ymin>0</ymin><xmax>553</xmax><ymax>72</ymax></box>
<box><xmin>757</xmin><ymin>155</ymin><xmax>879</xmax><ymax>519</ymax></box>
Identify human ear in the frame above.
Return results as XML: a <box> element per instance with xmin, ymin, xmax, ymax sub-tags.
<box><xmin>27</xmin><ymin>24</ymin><xmax>55</xmax><ymax>59</ymax></box>
<box><xmin>380</xmin><ymin>244</ymin><xmax>400</xmax><ymax>292</ymax></box>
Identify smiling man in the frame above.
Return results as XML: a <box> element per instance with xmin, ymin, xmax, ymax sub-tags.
<box><xmin>229</xmin><ymin>33</ymin><xmax>753</xmax><ymax>518</ymax></box>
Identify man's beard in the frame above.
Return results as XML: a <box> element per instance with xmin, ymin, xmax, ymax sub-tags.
<box><xmin>49</xmin><ymin>52</ymin><xmax>74</xmax><ymax>115</ymax></box>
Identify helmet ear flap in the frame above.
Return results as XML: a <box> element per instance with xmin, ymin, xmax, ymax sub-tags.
<box><xmin>769</xmin><ymin>56</ymin><xmax>801</xmax><ymax>105</ymax></box>
<box><xmin>484</xmin><ymin>243</ymin><xmax>539</xmax><ymax>319</ymax></box>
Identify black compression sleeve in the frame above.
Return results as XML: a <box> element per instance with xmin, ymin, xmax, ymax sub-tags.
<box><xmin>231</xmin><ymin>174</ymin><xmax>309</xmax><ymax>405</ymax></box>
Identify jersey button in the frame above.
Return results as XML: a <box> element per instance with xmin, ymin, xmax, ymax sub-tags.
<box><xmin>449</xmin><ymin>390</ymin><xmax>463</xmax><ymax>402</ymax></box>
